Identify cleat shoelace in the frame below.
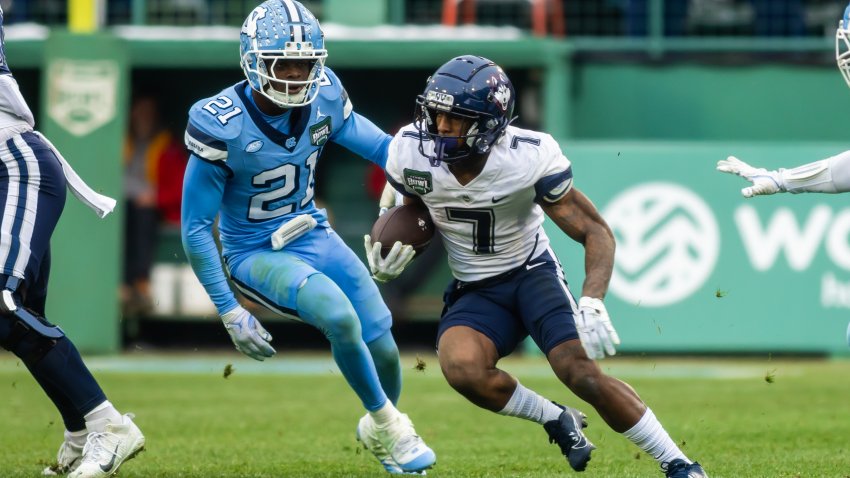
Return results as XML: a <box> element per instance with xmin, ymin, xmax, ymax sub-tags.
<box><xmin>81</xmin><ymin>432</ymin><xmax>119</xmax><ymax>465</ymax></box>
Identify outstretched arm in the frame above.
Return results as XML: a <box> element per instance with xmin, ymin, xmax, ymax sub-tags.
<box><xmin>332</xmin><ymin>112</ymin><xmax>392</xmax><ymax>168</ymax></box>
<box><xmin>718</xmin><ymin>151</ymin><xmax>850</xmax><ymax>197</ymax></box>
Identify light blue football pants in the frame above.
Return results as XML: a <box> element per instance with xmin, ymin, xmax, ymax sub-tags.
<box><xmin>228</xmin><ymin>226</ymin><xmax>401</xmax><ymax>411</ymax></box>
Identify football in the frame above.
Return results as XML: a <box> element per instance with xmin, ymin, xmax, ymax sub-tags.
<box><xmin>370</xmin><ymin>204</ymin><xmax>435</xmax><ymax>258</ymax></box>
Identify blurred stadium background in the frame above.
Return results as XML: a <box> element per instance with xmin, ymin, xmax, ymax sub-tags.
<box><xmin>2</xmin><ymin>0</ymin><xmax>849</xmax><ymax>358</ymax></box>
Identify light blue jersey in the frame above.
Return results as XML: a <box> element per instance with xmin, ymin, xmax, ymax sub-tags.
<box><xmin>182</xmin><ymin>67</ymin><xmax>391</xmax><ymax>314</ymax></box>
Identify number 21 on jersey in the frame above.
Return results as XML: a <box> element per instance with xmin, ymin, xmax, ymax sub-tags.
<box><xmin>248</xmin><ymin>150</ymin><xmax>318</xmax><ymax>221</ymax></box>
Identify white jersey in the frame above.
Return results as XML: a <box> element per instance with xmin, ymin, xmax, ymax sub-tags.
<box><xmin>386</xmin><ymin>124</ymin><xmax>573</xmax><ymax>282</ymax></box>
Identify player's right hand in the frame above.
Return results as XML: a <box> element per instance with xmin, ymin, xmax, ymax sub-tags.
<box><xmin>576</xmin><ymin>297</ymin><xmax>620</xmax><ymax>360</ymax></box>
<box><xmin>716</xmin><ymin>156</ymin><xmax>783</xmax><ymax>197</ymax></box>
<box><xmin>220</xmin><ymin>305</ymin><xmax>275</xmax><ymax>361</ymax></box>
<box><xmin>364</xmin><ymin>234</ymin><xmax>415</xmax><ymax>283</ymax></box>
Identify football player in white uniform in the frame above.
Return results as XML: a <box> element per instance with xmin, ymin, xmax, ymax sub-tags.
<box><xmin>718</xmin><ymin>2</ymin><xmax>850</xmax><ymax>345</ymax></box>
<box><xmin>365</xmin><ymin>55</ymin><xmax>708</xmax><ymax>477</ymax></box>
<box><xmin>0</xmin><ymin>7</ymin><xmax>144</xmax><ymax>478</ymax></box>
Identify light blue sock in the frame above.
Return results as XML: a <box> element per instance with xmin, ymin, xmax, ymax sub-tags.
<box><xmin>296</xmin><ymin>274</ymin><xmax>388</xmax><ymax>411</ymax></box>
<box><xmin>366</xmin><ymin>331</ymin><xmax>402</xmax><ymax>405</ymax></box>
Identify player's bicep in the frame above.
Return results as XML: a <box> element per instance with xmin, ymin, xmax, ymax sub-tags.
<box><xmin>542</xmin><ymin>187</ymin><xmax>610</xmax><ymax>245</ymax></box>
<box><xmin>181</xmin><ymin>155</ymin><xmax>228</xmax><ymax>235</ymax></box>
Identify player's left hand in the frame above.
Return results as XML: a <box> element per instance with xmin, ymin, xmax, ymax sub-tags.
<box><xmin>716</xmin><ymin>156</ymin><xmax>783</xmax><ymax>198</ymax></box>
<box><xmin>576</xmin><ymin>297</ymin><xmax>620</xmax><ymax>360</ymax></box>
<box><xmin>364</xmin><ymin>234</ymin><xmax>415</xmax><ymax>283</ymax></box>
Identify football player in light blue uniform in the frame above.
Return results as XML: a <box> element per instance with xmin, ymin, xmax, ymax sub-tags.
<box><xmin>181</xmin><ymin>1</ymin><xmax>435</xmax><ymax>474</ymax></box>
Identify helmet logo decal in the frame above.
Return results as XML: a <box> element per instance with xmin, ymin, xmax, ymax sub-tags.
<box><xmin>492</xmin><ymin>82</ymin><xmax>511</xmax><ymax>112</ymax></box>
<box><xmin>241</xmin><ymin>6</ymin><xmax>267</xmax><ymax>38</ymax></box>
<box><xmin>425</xmin><ymin>90</ymin><xmax>454</xmax><ymax>111</ymax></box>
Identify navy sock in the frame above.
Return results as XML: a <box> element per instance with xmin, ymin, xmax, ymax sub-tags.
<box><xmin>22</xmin><ymin>337</ymin><xmax>107</xmax><ymax>431</ymax></box>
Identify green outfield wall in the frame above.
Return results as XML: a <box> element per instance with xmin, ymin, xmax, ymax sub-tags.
<box><xmin>40</xmin><ymin>31</ymin><xmax>127</xmax><ymax>353</ymax></box>
<box><xmin>550</xmin><ymin>141</ymin><xmax>850</xmax><ymax>355</ymax></box>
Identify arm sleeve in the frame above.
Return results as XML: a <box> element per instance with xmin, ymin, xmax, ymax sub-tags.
<box><xmin>532</xmin><ymin>135</ymin><xmax>574</xmax><ymax>203</ymax></box>
<box><xmin>534</xmin><ymin>166</ymin><xmax>574</xmax><ymax>203</ymax></box>
<box><xmin>331</xmin><ymin>111</ymin><xmax>392</xmax><ymax>169</ymax></box>
<box><xmin>0</xmin><ymin>75</ymin><xmax>34</xmax><ymax>126</ymax></box>
<box><xmin>180</xmin><ymin>154</ymin><xmax>238</xmax><ymax>315</ymax></box>
<box><xmin>779</xmin><ymin>150</ymin><xmax>850</xmax><ymax>194</ymax></box>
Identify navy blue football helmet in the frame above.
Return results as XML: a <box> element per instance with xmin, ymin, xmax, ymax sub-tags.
<box><xmin>414</xmin><ymin>56</ymin><xmax>516</xmax><ymax>166</ymax></box>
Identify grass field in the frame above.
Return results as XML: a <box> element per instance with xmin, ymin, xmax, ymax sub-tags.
<box><xmin>1</xmin><ymin>352</ymin><xmax>848</xmax><ymax>477</ymax></box>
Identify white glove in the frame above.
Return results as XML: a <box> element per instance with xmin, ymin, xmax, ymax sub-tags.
<box><xmin>576</xmin><ymin>297</ymin><xmax>620</xmax><ymax>360</ymax></box>
<box><xmin>364</xmin><ymin>235</ymin><xmax>415</xmax><ymax>283</ymax></box>
<box><xmin>716</xmin><ymin>156</ymin><xmax>783</xmax><ymax>198</ymax></box>
<box><xmin>221</xmin><ymin>305</ymin><xmax>276</xmax><ymax>361</ymax></box>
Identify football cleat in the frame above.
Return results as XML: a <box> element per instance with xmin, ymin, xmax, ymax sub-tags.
<box><xmin>68</xmin><ymin>414</ymin><xmax>145</xmax><ymax>478</ymax></box>
<box><xmin>356</xmin><ymin>414</ymin><xmax>425</xmax><ymax>475</ymax></box>
<box><xmin>372</xmin><ymin>413</ymin><xmax>436</xmax><ymax>473</ymax></box>
<box><xmin>42</xmin><ymin>433</ymin><xmax>84</xmax><ymax>476</ymax></box>
<box><xmin>663</xmin><ymin>459</ymin><xmax>708</xmax><ymax>478</ymax></box>
<box><xmin>543</xmin><ymin>404</ymin><xmax>595</xmax><ymax>471</ymax></box>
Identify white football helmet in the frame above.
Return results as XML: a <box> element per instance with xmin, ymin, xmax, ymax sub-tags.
<box><xmin>239</xmin><ymin>0</ymin><xmax>327</xmax><ymax>108</ymax></box>
<box><xmin>835</xmin><ymin>3</ymin><xmax>850</xmax><ymax>89</ymax></box>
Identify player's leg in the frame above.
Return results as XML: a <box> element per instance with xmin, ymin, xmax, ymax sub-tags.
<box><xmin>317</xmin><ymin>229</ymin><xmax>400</xmax><ymax>404</ymax></box>
<box><xmin>436</xmin><ymin>282</ymin><xmax>593</xmax><ymax>471</ymax></box>
<box><xmin>519</xmin><ymin>253</ymin><xmax>705</xmax><ymax>477</ymax></box>
<box><xmin>0</xmin><ymin>132</ymin><xmax>144</xmax><ymax>477</ymax></box>
<box><xmin>312</xmin><ymin>230</ymin><xmax>436</xmax><ymax>473</ymax></box>
<box><xmin>230</xmin><ymin>241</ymin><xmax>434</xmax><ymax>472</ymax></box>
<box><xmin>230</xmin><ymin>244</ymin><xmax>389</xmax><ymax>410</ymax></box>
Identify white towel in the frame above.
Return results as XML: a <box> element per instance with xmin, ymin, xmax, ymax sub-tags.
<box><xmin>32</xmin><ymin>131</ymin><xmax>116</xmax><ymax>219</ymax></box>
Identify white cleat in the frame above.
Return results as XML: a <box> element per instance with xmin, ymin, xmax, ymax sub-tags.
<box><xmin>68</xmin><ymin>414</ymin><xmax>145</xmax><ymax>478</ymax></box>
<box><xmin>357</xmin><ymin>414</ymin><xmax>425</xmax><ymax>475</ymax></box>
<box><xmin>372</xmin><ymin>413</ymin><xmax>436</xmax><ymax>473</ymax></box>
<box><xmin>42</xmin><ymin>433</ymin><xmax>84</xmax><ymax>476</ymax></box>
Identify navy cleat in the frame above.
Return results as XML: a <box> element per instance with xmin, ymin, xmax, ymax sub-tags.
<box><xmin>543</xmin><ymin>404</ymin><xmax>595</xmax><ymax>472</ymax></box>
<box><xmin>663</xmin><ymin>459</ymin><xmax>708</xmax><ymax>478</ymax></box>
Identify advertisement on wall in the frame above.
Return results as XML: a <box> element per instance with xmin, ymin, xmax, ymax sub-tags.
<box><xmin>548</xmin><ymin>141</ymin><xmax>850</xmax><ymax>355</ymax></box>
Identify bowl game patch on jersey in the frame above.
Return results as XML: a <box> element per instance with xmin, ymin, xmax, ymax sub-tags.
<box><xmin>403</xmin><ymin>168</ymin><xmax>433</xmax><ymax>195</ymax></box>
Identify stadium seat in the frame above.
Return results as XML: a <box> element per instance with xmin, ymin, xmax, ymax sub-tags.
<box><xmin>442</xmin><ymin>0</ymin><xmax>565</xmax><ymax>37</ymax></box>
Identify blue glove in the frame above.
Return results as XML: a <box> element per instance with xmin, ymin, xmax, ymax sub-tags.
<box><xmin>221</xmin><ymin>305</ymin><xmax>276</xmax><ymax>361</ymax></box>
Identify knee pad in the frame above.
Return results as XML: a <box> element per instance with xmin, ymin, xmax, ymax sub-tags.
<box><xmin>0</xmin><ymin>313</ymin><xmax>63</xmax><ymax>364</ymax></box>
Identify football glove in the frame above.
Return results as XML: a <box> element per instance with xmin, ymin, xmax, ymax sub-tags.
<box><xmin>716</xmin><ymin>156</ymin><xmax>783</xmax><ymax>198</ymax></box>
<box><xmin>378</xmin><ymin>181</ymin><xmax>399</xmax><ymax>217</ymax></box>
<box><xmin>364</xmin><ymin>235</ymin><xmax>415</xmax><ymax>283</ymax></box>
<box><xmin>221</xmin><ymin>305</ymin><xmax>275</xmax><ymax>361</ymax></box>
<box><xmin>576</xmin><ymin>297</ymin><xmax>620</xmax><ymax>360</ymax></box>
